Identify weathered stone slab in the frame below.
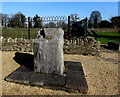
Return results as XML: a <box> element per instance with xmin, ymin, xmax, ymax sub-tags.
<box><xmin>66</xmin><ymin>70</ymin><xmax>84</xmax><ymax>78</ymax></box>
<box><xmin>44</xmin><ymin>74</ymin><xmax>66</xmax><ymax>87</ymax></box>
<box><xmin>34</xmin><ymin>28</ymin><xmax>64</xmax><ymax>75</ymax></box>
<box><xmin>65</xmin><ymin>62</ymin><xmax>88</xmax><ymax>92</ymax></box>
<box><xmin>5</xmin><ymin>61</ymin><xmax>88</xmax><ymax>93</ymax></box>
<box><xmin>66</xmin><ymin>61</ymin><xmax>83</xmax><ymax>71</ymax></box>
<box><xmin>5</xmin><ymin>66</ymin><xmax>65</xmax><ymax>87</ymax></box>
<box><xmin>25</xmin><ymin>73</ymin><xmax>45</xmax><ymax>86</ymax></box>
<box><xmin>66</xmin><ymin>76</ymin><xmax>88</xmax><ymax>92</ymax></box>
<box><xmin>5</xmin><ymin>71</ymin><xmax>30</xmax><ymax>84</ymax></box>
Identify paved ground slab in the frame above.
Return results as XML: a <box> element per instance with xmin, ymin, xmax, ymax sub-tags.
<box><xmin>4</xmin><ymin>61</ymin><xmax>88</xmax><ymax>93</ymax></box>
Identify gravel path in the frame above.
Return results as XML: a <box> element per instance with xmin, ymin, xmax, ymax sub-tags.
<box><xmin>1</xmin><ymin>49</ymin><xmax>119</xmax><ymax>95</ymax></box>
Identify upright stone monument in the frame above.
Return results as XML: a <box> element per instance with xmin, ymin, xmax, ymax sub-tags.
<box><xmin>34</xmin><ymin>28</ymin><xmax>65</xmax><ymax>75</ymax></box>
<box><xmin>5</xmin><ymin>28</ymin><xmax>88</xmax><ymax>93</ymax></box>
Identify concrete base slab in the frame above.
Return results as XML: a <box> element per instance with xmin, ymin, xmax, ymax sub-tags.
<box><xmin>4</xmin><ymin>61</ymin><xmax>88</xmax><ymax>93</ymax></box>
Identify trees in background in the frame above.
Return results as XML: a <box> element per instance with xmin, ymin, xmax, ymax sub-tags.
<box><xmin>0</xmin><ymin>13</ymin><xmax>9</xmax><ymax>27</ymax></box>
<box><xmin>99</xmin><ymin>20</ymin><xmax>112</xmax><ymax>28</ymax></box>
<box><xmin>7</xmin><ymin>12</ymin><xmax>26</xmax><ymax>28</ymax></box>
<box><xmin>33</xmin><ymin>15</ymin><xmax>42</xmax><ymax>28</ymax></box>
<box><xmin>1</xmin><ymin>11</ymin><xmax>120</xmax><ymax>29</ymax></box>
<box><xmin>70</xmin><ymin>13</ymin><xmax>80</xmax><ymax>22</ymax></box>
<box><xmin>97</xmin><ymin>16</ymin><xmax>120</xmax><ymax>28</ymax></box>
<box><xmin>88</xmin><ymin>10</ymin><xmax>120</xmax><ymax>28</ymax></box>
<box><xmin>57</xmin><ymin>21</ymin><xmax>68</xmax><ymax>31</ymax></box>
<box><xmin>110</xmin><ymin>16</ymin><xmax>120</xmax><ymax>28</ymax></box>
<box><xmin>89</xmin><ymin>11</ymin><xmax>102</xmax><ymax>28</ymax></box>
<box><xmin>48</xmin><ymin>22</ymin><xmax>56</xmax><ymax>28</ymax></box>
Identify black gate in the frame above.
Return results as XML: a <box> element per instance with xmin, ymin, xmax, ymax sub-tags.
<box><xmin>28</xmin><ymin>16</ymin><xmax>69</xmax><ymax>39</ymax></box>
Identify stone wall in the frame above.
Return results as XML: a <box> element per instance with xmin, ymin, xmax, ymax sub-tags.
<box><xmin>0</xmin><ymin>36</ymin><xmax>101</xmax><ymax>56</ymax></box>
<box><xmin>64</xmin><ymin>37</ymin><xmax>101</xmax><ymax>56</ymax></box>
<box><xmin>1</xmin><ymin>37</ymin><xmax>34</xmax><ymax>52</ymax></box>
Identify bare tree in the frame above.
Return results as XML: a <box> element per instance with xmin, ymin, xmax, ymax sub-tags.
<box><xmin>89</xmin><ymin>11</ymin><xmax>102</xmax><ymax>28</ymax></box>
<box><xmin>0</xmin><ymin>13</ymin><xmax>9</xmax><ymax>27</ymax></box>
<box><xmin>70</xmin><ymin>13</ymin><xmax>80</xmax><ymax>22</ymax></box>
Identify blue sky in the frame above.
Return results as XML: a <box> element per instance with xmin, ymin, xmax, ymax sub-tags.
<box><xmin>2</xmin><ymin>2</ymin><xmax>119</xmax><ymax>21</ymax></box>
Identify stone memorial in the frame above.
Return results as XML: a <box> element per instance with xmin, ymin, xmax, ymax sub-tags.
<box><xmin>5</xmin><ymin>28</ymin><xmax>88</xmax><ymax>93</ymax></box>
<box><xmin>34</xmin><ymin>28</ymin><xmax>65</xmax><ymax>75</ymax></box>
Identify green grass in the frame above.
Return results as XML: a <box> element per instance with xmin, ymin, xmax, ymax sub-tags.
<box><xmin>2</xmin><ymin>28</ymin><xmax>39</xmax><ymax>39</ymax></box>
<box><xmin>96</xmin><ymin>32</ymin><xmax>120</xmax><ymax>37</ymax></box>
<box><xmin>96</xmin><ymin>32</ymin><xmax>120</xmax><ymax>44</ymax></box>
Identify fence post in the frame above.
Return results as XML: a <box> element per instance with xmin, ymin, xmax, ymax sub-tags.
<box><xmin>84</xmin><ymin>17</ymin><xmax>88</xmax><ymax>36</ymax></box>
<box><xmin>28</xmin><ymin>17</ymin><xmax>30</xmax><ymax>40</ymax></box>
<box><xmin>68</xmin><ymin>16</ymin><xmax>71</xmax><ymax>38</ymax></box>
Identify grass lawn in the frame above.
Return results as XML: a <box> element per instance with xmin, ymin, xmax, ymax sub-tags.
<box><xmin>2</xmin><ymin>28</ymin><xmax>39</xmax><ymax>39</ymax></box>
<box><xmin>96</xmin><ymin>32</ymin><xmax>120</xmax><ymax>44</ymax></box>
